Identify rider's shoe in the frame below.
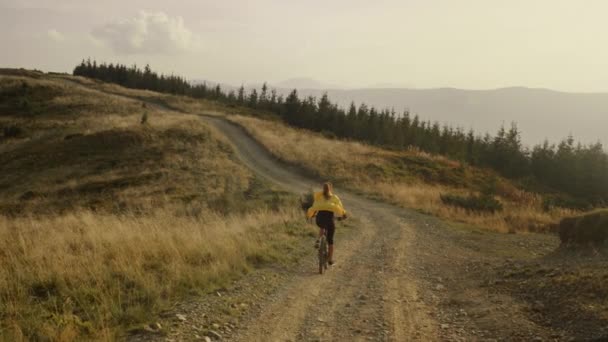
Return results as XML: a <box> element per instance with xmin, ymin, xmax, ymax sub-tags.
<box><xmin>328</xmin><ymin>260</ymin><xmax>335</xmax><ymax>266</ymax></box>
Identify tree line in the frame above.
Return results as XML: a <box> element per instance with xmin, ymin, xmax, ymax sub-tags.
<box><xmin>73</xmin><ymin>60</ymin><xmax>608</xmax><ymax>207</ymax></box>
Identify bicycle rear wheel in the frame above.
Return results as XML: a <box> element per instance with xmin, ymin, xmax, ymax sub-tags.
<box><xmin>318</xmin><ymin>236</ymin><xmax>327</xmax><ymax>274</ymax></box>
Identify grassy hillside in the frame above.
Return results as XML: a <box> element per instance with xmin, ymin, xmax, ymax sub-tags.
<box><xmin>0</xmin><ymin>70</ymin><xmax>290</xmax><ymax>215</ymax></box>
<box><xmin>1</xmin><ymin>69</ymin><xmax>600</xmax><ymax>340</ymax></box>
<box><xmin>229</xmin><ymin>115</ymin><xmax>576</xmax><ymax>233</ymax></box>
<box><xmin>0</xmin><ymin>70</ymin><xmax>312</xmax><ymax>340</ymax></box>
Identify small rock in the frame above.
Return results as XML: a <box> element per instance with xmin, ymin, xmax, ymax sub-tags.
<box><xmin>435</xmin><ymin>284</ymin><xmax>445</xmax><ymax>291</ymax></box>
<box><xmin>142</xmin><ymin>325</ymin><xmax>156</xmax><ymax>333</ymax></box>
<box><xmin>206</xmin><ymin>330</ymin><xmax>222</xmax><ymax>340</ymax></box>
<box><xmin>358</xmin><ymin>294</ymin><xmax>368</xmax><ymax>300</ymax></box>
<box><xmin>216</xmin><ymin>291</ymin><xmax>222</xmax><ymax>297</ymax></box>
<box><xmin>441</xmin><ymin>324</ymin><xmax>450</xmax><ymax>330</ymax></box>
<box><xmin>176</xmin><ymin>314</ymin><xmax>187</xmax><ymax>322</ymax></box>
<box><xmin>317</xmin><ymin>317</ymin><xmax>325</xmax><ymax>323</ymax></box>
<box><xmin>204</xmin><ymin>337</ymin><xmax>212</xmax><ymax>342</ymax></box>
<box><xmin>211</xmin><ymin>323</ymin><xmax>220</xmax><ymax>329</ymax></box>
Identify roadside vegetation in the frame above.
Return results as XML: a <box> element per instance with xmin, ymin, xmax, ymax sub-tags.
<box><xmin>557</xmin><ymin>209</ymin><xmax>608</xmax><ymax>245</ymax></box>
<box><xmin>229</xmin><ymin>115</ymin><xmax>576</xmax><ymax>233</ymax></box>
<box><xmin>0</xmin><ymin>209</ymin><xmax>311</xmax><ymax>341</ymax></box>
<box><xmin>0</xmin><ymin>71</ymin><xmax>313</xmax><ymax>340</ymax></box>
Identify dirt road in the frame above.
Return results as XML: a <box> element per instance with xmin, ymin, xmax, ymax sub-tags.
<box><xmin>202</xmin><ymin>117</ymin><xmax>440</xmax><ymax>341</ymax></box>
<box><xmin>195</xmin><ymin>117</ymin><xmax>563</xmax><ymax>341</ymax></box>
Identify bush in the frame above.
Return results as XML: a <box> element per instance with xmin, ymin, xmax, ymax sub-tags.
<box><xmin>17</xmin><ymin>96</ymin><xmax>30</xmax><ymax>110</ymax></box>
<box><xmin>542</xmin><ymin>195</ymin><xmax>592</xmax><ymax>212</ymax></box>
<box><xmin>321</xmin><ymin>130</ymin><xmax>337</xmax><ymax>140</ymax></box>
<box><xmin>2</xmin><ymin>125</ymin><xmax>24</xmax><ymax>138</ymax></box>
<box><xmin>558</xmin><ymin>209</ymin><xmax>608</xmax><ymax>246</ymax></box>
<box><xmin>440</xmin><ymin>193</ymin><xmax>503</xmax><ymax>213</ymax></box>
<box><xmin>300</xmin><ymin>190</ymin><xmax>314</xmax><ymax>212</ymax></box>
<box><xmin>140</xmin><ymin>112</ymin><xmax>148</xmax><ymax>125</ymax></box>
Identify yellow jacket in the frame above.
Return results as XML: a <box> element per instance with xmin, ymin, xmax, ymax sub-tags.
<box><xmin>307</xmin><ymin>191</ymin><xmax>347</xmax><ymax>218</ymax></box>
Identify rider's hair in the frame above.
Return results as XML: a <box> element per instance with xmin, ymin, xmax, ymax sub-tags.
<box><xmin>323</xmin><ymin>182</ymin><xmax>332</xmax><ymax>199</ymax></box>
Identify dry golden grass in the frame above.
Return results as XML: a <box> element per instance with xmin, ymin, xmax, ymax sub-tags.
<box><xmin>227</xmin><ymin>115</ymin><xmax>491</xmax><ymax>186</ymax></box>
<box><xmin>0</xmin><ymin>208</ymin><xmax>312</xmax><ymax>341</ymax></box>
<box><xmin>230</xmin><ymin>115</ymin><xmax>575</xmax><ymax>233</ymax></box>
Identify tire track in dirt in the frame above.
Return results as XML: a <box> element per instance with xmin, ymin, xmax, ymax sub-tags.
<box><xmin>296</xmin><ymin>214</ymin><xmax>384</xmax><ymax>341</ymax></box>
<box><xmin>380</xmin><ymin>216</ymin><xmax>439</xmax><ymax>341</ymax></box>
<box><xmin>228</xmin><ymin>213</ymin><xmax>376</xmax><ymax>341</ymax></box>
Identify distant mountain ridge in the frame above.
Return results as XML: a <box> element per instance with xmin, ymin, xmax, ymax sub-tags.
<box><xmin>273</xmin><ymin>78</ymin><xmax>343</xmax><ymax>90</ymax></box>
<box><xmin>190</xmin><ymin>78</ymin><xmax>607</xmax><ymax>147</ymax></box>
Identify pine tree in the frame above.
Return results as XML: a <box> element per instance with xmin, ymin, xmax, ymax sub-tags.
<box><xmin>465</xmin><ymin>129</ymin><xmax>476</xmax><ymax>164</ymax></box>
<box><xmin>237</xmin><ymin>85</ymin><xmax>245</xmax><ymax>105</ymax></box>
<box><xmin>259</xmin><ymin>83</ymin><xmax>268</xmax><ymax>107</ymax></box>
<box><xmin>248</xmin><ymin>89</ymin><xmax>258</xmax><ymax>108</ymax></box>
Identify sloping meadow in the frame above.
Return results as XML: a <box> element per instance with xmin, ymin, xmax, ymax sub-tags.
<box><xmin>0</xmin><ymin>72</ymin><xmax>313</xmax><ymax>340</ymax></box>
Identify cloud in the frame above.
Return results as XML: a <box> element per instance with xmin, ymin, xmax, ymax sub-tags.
<box><xmin>47</xmin><ymin>29</ymin><xmax>65</xmax><ymax>42</ymax></box>
<box><xmin>91</xmin><ymin>11</ymin><xmax>196</xmax><ymax>54</ymax></box>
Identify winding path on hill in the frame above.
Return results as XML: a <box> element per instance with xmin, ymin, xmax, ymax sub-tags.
<box><xmin>57</xmin><ymin>76</ymin><xmax>564</xmax><ymax>341</ymax></box>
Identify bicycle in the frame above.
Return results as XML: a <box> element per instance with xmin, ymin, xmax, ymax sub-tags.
<box><xmin>316</xmin><ymin>216</ymin><xmax>346</xmax><ymax>275</ymax></box>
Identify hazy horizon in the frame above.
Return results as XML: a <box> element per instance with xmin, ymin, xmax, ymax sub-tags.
<box><xmin>3</xmin><ymin>0</ymin><xmax>607</xmax><ymax>147</ymax></box>
<box><xmin>201</xmin><ymin>77</ymin><xmax>608</xmax><ymax>95</ymax></box>
<box><xmin>2</xmin><ymin>1</ymin><xmax>608</xmax><ymax>92</ymax></box>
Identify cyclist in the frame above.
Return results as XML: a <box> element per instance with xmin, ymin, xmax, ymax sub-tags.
<box><xmin>307</xmin><ymin>182</ymin><xmax>347</xmax><ymax>266</ymax></box>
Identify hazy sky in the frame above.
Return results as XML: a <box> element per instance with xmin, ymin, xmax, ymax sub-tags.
<box><xmin>1</xmin><ymin>0</ymin><xmax>607</xmax><ymax>91</ymax></box>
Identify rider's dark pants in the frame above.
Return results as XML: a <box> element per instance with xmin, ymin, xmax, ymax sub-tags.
<box><xmin>315</xmin><ymin>210</ymin><xmax>336</xmax><ymax>245</ymax></box>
